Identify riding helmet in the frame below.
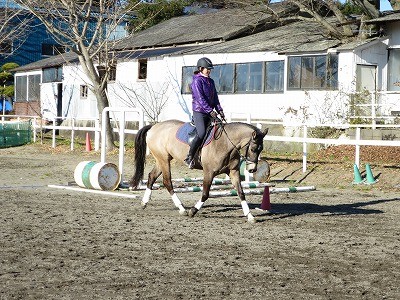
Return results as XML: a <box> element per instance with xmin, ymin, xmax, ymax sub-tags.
<box><xmin>197</xmin><ymin>57</ymin><xmax>214</xmax><ymax>69</ymax></box>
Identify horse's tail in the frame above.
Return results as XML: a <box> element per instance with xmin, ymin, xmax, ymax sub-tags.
<box><xmin>130</xmin><ymin>124</ymin><xmax>153</xmax><ymax>189</ymax></box>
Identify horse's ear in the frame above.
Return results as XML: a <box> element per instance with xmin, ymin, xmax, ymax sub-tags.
<box><xmin>262</xmin><ymin>128</ymin><xmax>269</xmax><ymax>137</ymax></box>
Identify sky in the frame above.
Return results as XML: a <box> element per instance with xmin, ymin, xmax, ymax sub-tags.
<box><xmin>380</xmin><ymin>0</ymin><xmax>394</xmax><ymax>11</ymax></box>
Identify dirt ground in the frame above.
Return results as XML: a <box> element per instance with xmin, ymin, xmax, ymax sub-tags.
<box><xmin>1</xmin><ymin>141</ymin><xmax>399</xmax><ymax>299</ymax></box>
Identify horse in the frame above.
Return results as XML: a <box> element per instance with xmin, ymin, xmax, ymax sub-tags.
<box><xmin>130</xmin><ymin>119</ymin><xmax>268</xmax><ymax>223</ymax></box>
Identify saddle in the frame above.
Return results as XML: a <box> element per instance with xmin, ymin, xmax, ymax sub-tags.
<box><xmin>175</xmin><ymin>122</ymin><xmax>215</xmax><ymax>147</ymax></box>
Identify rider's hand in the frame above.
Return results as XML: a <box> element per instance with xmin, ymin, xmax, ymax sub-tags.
<box><xmin>210</xmin><ymin>111</ymin><xmax>217</xmax><ymax>118</ymax></box>
<box><xmin>219</xmin><ymin>111</ymin><xmax>225</xmax><ymax>120</ymax></box>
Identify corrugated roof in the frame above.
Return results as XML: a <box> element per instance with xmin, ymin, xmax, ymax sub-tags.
<box><xmin>178</xmin><ymin>20</ymin><xmax>342</xmax><ymax>55</ymax></box>
<box><xmin>114</xmin><ymin>4</ymin><xmax>293</xmax><ymax>51</ymax></box>
<box><xmin>115</xmin><ymin>45</ymin><xmax>197</xmax><ymax>60</ymax></box>
<box><xmin>365</xmin><ymin>11</ymin><xmax>400</xmax><ymax>23</ymax></box>
<box><xmin>12</xmin><ymin>52</ymin><xmax>78</xmax><ymax>72</ymax></box>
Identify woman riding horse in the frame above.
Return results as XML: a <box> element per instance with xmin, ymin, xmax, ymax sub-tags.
<box><xmin>130</xmin><ymin>119</ymin><xmax>268</xmax><ymax>223</ymax></box>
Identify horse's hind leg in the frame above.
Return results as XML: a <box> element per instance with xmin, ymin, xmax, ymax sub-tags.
<box><xmin>142</xmin><ymin>165</ymin><xmax>162</xmax><ymax>209</ymax></box>
<box><xmin>230</xmin><ymin>169</ymin><xmax>256</xmax><ymax>223</ymax></box>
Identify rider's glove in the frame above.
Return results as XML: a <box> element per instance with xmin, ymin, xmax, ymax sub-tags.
<box><xmin>219</xmin><ymin>111</ymin><xmax>225</xmax><ymax>120</ymax></box>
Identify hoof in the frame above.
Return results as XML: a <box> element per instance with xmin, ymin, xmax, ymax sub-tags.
<box><xmin>141</xmin><ymin>201</ymin><xmax>147</xmax><ymax>209</ymax></box>
<box><xmin>188</xmin><ymin>207</ymin><xmax>198</xmax><ymax>218</ymax></box>
<box><xmin>247</xmin><ymin>213</ymin><xmax>256</xmax><ymax>224</ymax></box>
<box><xmin>179</xmin><ymin>209</ymin><xmax>188</xmax><ymax>216</ymax></box>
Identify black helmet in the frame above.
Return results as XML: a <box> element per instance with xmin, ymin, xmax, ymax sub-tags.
<box><xmin>197</xmin><ymin>57</ymin><xmax>214</xmax><ymax>69</ymax></box>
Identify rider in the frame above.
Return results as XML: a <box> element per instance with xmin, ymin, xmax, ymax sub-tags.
<box><xmin>184</xmin><ymin>57</ymin><xmax>225</xmax><ymax>169</ymax></box>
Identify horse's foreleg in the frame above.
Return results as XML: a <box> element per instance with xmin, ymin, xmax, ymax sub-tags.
<box><xmin>160</xmin><ymin>161</ymin><xmax>187</xmax><ymax>216</ymax></box>
<box><xmin>188</xmin><ymin>173</ymin><xmax>212</xmax><ymax>218</ymax></box>
<box><xmin>142</xmin><ymin>166</ymin><xmax>162</xmax><ymax>209</ymax></box>
<box><xmin>230</xmin><ymin>169</ymin><xmax>256</xmax><ymax>223</ymax></box>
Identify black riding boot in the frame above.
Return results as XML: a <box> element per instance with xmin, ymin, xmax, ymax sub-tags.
<box><xmin>185</xmin><ymin>135</ymin><xmax>202</xmax><ymax>169</ymax></box>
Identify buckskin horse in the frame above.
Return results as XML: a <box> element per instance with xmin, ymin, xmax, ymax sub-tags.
<box><xmin>130</xmin><ymin>119</ymin><xmax>268</xmax><ymax>223</ymax></box>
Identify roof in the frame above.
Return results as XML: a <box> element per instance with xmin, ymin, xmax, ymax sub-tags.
<box><xmin>115</xmin><ymin>45</ymin><xmax>197</xmax><ymax>60</ymax></box>
<box><xmin>114</xmin><ymin>4</ymin><xmax>294</xmax><ymax>51</ymax></box>
<box><xmin>365</xmin><ymin>11</ymin><xmax>400</xmax><ymax>24</ymax></box>
<box><xmin>178</xmin><ymin>19</ymin><xmax>342</xmax><ymax>55</ymax></box>
<box><xmin>12</xmin><ymin>52</ymin><xmax>78</xmax><ymax>72</ymax></box>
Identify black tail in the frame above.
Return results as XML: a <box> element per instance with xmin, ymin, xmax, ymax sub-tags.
<box><xmin>130</xmin><ymin>124</ymin><xmax>153</xmax><ymax>189</ymax></box>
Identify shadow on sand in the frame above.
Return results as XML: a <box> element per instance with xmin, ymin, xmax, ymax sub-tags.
<box><xmin>201</xmin><ymin>197</ymin><xmax>400</xmax><ymax>222</ymax></box>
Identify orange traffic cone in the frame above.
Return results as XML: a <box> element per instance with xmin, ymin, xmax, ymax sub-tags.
<box><xmin>260</xmin><ymin>186</ymin><xmax>271</xmax><ymax>211</ymax></box>
<box><xmin>85</xmin><ymin>132</ymin><xmax>92</xmax><ymax>152</ymax></box>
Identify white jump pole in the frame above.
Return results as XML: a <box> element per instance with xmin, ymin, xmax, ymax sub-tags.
<box><xmin>208</xmin><ymin>186</ymin><xmax>316</xmax><ymax>198</ymax></box>
<box><xmin>101</xmin><ymin>107</ymin><xmax>144</xmax><ymax>183</ymax></box>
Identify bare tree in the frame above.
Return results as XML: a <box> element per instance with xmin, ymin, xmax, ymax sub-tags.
<box><xmin>199</xmin><ymin>0</ymin><xmax>383</xmax><ymax>40</ymax></box>
<box><xmin>114</xmin><ymin>81</ymin><xmax>170</xmax><ymax>123</ymax></box>
<box><xmin>13</xmin><ymin>0</ymin><xmax>137</xmax><ymax>150</ymax></box>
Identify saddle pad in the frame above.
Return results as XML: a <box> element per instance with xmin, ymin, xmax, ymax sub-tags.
<box><xmin>176</xmin><ymin>122</ymin><xmax>215</xmax><ymax>146</ymax></box>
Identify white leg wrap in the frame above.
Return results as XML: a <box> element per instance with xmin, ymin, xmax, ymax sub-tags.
<box><xmin>142</xmin><ymin>188</ymin><xmax>152</xmax><ymax>204</ymax></box>
<box><xmin>194</xmin><ymin>201</ymin><xmax>204</xmax><ymax>210</ymax></box>
<box><xmin>171</xmin><ymin>193</ymin><xmax>185</xmax><ymax>212</ymax></box>
<box><xmin>241</xmin><ymin>200</ymin><xmax>250</xmax><ymax>216</ymax></box>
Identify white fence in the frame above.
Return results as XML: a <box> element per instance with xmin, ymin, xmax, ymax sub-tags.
<box><xmin>2</xmin><ymin>110</ymin><xmax>400</xmax><ymax>174</ymax></box>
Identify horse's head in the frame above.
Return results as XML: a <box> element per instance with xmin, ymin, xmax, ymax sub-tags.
<box><xmin>245</xmin><ymin>128</ymin><xmax>268</xmax><ymax>173</ymax></box>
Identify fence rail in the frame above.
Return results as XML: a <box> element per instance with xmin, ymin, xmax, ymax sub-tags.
<box><xmin>2</xmin><ymin>110</ymin><xmax>400</xmax><ymax>173</ymax></box>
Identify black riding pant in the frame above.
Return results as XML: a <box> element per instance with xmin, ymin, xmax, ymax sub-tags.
<box><xmin>188</xmin><ymin>111</ymin><xmax>212</xmax><ymax>157</ymax></box>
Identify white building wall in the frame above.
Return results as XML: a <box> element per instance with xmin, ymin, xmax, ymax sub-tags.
<box><xmin>35</xmin><ymin>36</ymin><xmax>399</xmax><ymax>124</ymax></box>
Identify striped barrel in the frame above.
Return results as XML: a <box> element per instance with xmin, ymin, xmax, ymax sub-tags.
<box><xmin>74</xmin><ymin>161</ymin><xmax>121</xmax><ymax>191</ymax></box>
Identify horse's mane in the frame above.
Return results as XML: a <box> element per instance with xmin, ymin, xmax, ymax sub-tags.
<box><xmin>226</xmin><ymin>122</ymin><xmax>261</xmax><ymax>133</ymax></box>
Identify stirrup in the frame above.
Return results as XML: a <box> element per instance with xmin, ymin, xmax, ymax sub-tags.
<box><xmin>184</xmin><ymin>156</ymin><xmax>195</xmax><ymax>169</ymax></box>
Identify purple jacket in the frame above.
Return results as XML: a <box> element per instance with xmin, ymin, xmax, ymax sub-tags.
<box><xmin>191</xmin><ymin>73</ymin><xmax>223</xmax><ymax>114</ymax></box>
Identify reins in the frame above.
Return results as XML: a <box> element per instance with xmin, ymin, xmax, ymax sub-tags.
<box><xmin>213</xmin><ymin>117</ymin><xmax>252</xmax><ymax>162</ymax></box>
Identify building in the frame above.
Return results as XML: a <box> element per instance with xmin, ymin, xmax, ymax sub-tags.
<box><xmin>12</xmin><ymin>6</ymin><xmax>400</xmax><ymax>128</ymax></box>
<box><xmin>0</xmin><ymin>0</ymin><xmax>129</xmax><ymax>67</ymax></box>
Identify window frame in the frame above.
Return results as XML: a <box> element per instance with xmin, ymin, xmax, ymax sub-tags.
<box><xmin>234</xmin><ymin>61</ymin><xmax>263</xmax><ymax>93</ymax></box>
<box><xmin>80</xmin><ymin>85</ymin><xmax>88</xmax><ymax>99</ymax></box>
<box><xmin>287</xmin><ymin>54</ymin><xmax>338</xmax><ymax>90</ymax></box>
<box><xmin>138</xmin><ymin>59</ymin><xmax>147</xmax><ymax>80</ymax></box>
<box><xmin>264</xmin><ymin>60</ymin><xmax>284</xmax><ymax>93</ymax></box>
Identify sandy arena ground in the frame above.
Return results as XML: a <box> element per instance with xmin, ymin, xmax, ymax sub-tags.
<box><xmin>1</xmin><ymin>142</ymin><xmax>399</xmax><ymax>299</ymax></box>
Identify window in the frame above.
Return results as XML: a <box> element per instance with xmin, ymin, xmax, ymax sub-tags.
<box><xmin>42</xmin><ymin>43</ymin><xmax>65</xmax><ymax>56</ymax></box>
<box><xmin>235</xmin><ymin>62</ymin><xmax>263</xmax><ymax>93</ymax></box>
<box><xmin>288</xmin><ymin>54</ymin><xmax>338</xmax><ymax>90</ymax></box>
<box><xmin>388</xmin><ymin>49</ymin><xmax>400</xmax><ymax>91</ymax></box>
<box><xmin>15</xmin><ymin>74</ymin><xmax>40</xmax><ymax>102</ymax></box>
<box><xmin>265</xmin><ymin>60</ymin><xmax>284</xmax><ymax>92</ymax></box>
<box><xmin>356</xmin><ymin>64</ymin><xmax>376</xmax><ymax>92</ymax></box>
<box><xmin>212</xmin><ymin>64</ymin><xmax>234</xmax><ymax>93</ymax></box>
<box><xmin>15</xmin><ymin>76</ymin><xmax>27</xmax><ymax>102</ymax></box>
<box><xmin>138</xmin><ymin>59</ymin><xmax>147</xmax><ymax>80</ymax></box>
<box><xmin>28</xmin><ymin>75</ymin><xmax>41</xmax><ymax>101</ymax></box>
<box><xmin>181</xmin><ymin>66</ymin><xmax>197</xmax><ymax>94</ymax></box>
<box><xmin>43</xmin><ymin>67</ymin><xmax>62</xmax><ymax>83</ymax></box>
<box><xmin>80</xmin><ymin>85</ymin><xmax>88</xmax><ymax>98</ymax></box>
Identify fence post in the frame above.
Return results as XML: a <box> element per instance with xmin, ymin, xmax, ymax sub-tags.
<box><xmin>32</xmin><ymin>117</ymin><xmax>37</xmax><ymax>143</ymax></box>
<box><xmin>70</xmin><ymin>118</ymin><xmax>75</xmax><ymax>151</ymax></box>
<box><xmin>52</xmin><ymin>118</ymin><xmax>56</xmax><ymax>148</ymax></box>
<box><xmin>118</xmin><ymin>111</ymin><xmax>126</xmax><ymax>182</ymax></box>
<box><xmin>95</xmin><ymin>118</ymin><xmax>100</xmax><ymax>151</ymax></box>
<box><xmin>302</xmin><ymin>124</ymin><xmax>307</xmax><ymax>173</ymax></box>
<box><xmin>355</xmin><ymin>127</ymin><xmax>360</xmax><ymax>167</ymax></box>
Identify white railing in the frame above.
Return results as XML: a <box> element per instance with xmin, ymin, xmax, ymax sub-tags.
<box><xmin>226</xmin><ymin>112</ymin><xmax>400</xmax><ymax>172</ymax></box>
<box><xmin>3</xmin><ymin>111</ymin><xmax>400</xmax><ymax>174</ymax></box>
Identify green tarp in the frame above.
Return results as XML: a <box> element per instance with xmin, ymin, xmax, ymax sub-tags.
<box><xmin>0</xmin><ymin>121</ymin><xmax>32</xmax><ymax>148</ymax></box>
